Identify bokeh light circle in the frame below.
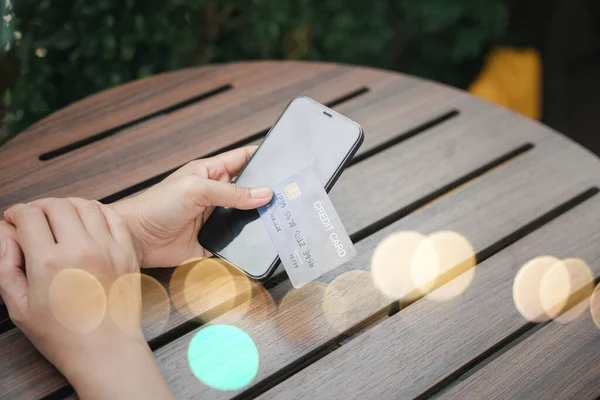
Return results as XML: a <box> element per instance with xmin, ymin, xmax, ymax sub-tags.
<box><xmin>226</xmin><ymin>265</ymin><xmax>254</xmax><ymax>317</ymax></box>
<box><xmin>277</xmin><ymin>282</ymin><xmax>328</xmax><ymax>341</ymax></box>
<box><xmin>170</xmin><ymin>261</ymin><xmax>197</xmax><ymax>319</ymax></box>
<box><xmin>410</xmin><ymin>231</ymin><xmax>476</xmax><ymax>301</ymax></box>
<box><xmin>540</xmin><ymin>258</ymin><xmax>594</xmax><ymax>323</ymax></box>
<box><xmin>108</xmin><ymin>273</ymin><xmax>171</xmax><ymax>338</ymax></box>
<box><xmin>183</xmin><ymin>258</ymin><xmax>235</xmax><ymax>321</ymax></box>
<box><xmin>188</xmin><ymin>325</ymin><xmax>259</xmax><ymax>391</ymax></box>
<box><xmin>171</xmin><ymin>257</ymin><xmax>256</xmax><ymax>325</ymax></box>
<box><xmin>513</xmin><ymin>256</ymin><xmax>563</xmax><ymax>323</ymax></box>
<box><xmin>49</xmin><ymin>268</ymin><xmax>107</xmax><ymax>333</ymax></box>
<box><xmin>226</xmin><ymin>284</ymin><xmax>277</xmax><ymax>325</ymax></box>
<box><xmin>170</xmin><ymin>258</ymin><xmax>253</xmax><ymax>323</ymax></box>
<box><xmin>323</xmin><ymin>270</ymin><xmax>390</xmax><ymax>333</ymax></box>
<box><xmin>370</xmin><ymin>231</ymin><xmax>427</xmax><ymax>301</ymax></box>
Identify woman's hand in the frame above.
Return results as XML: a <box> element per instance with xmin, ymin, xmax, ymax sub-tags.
<box><xmin>113</xmin><ymin>145</ymin><xmax>272</xmax><ymax>268</ymax></box>
<box><xmin>0</xmin><ymin>146</ymin><xmax>272</xmax><ymax>271</ymax></box>
<box><xmin>0</xmin><ymin>198</ymin><xmax>173</xmax><ymax>400</ymax></box>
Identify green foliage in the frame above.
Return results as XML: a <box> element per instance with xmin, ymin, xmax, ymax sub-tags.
<box><xmin>0</xmin><ymin>0</ymin><xmax>14</xmax><ymax>51</ymax></box>
<box><xmin>1</xmin><ymin>0</ymin><xmax>509</xmax><ymax>137</ymax></box>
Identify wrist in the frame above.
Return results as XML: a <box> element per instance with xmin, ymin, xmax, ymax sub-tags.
<box><xmin>110</xmin><ymin>199</ymin><xmax>146</xmax><ymax>268</ymax></box>
<box><xmin>64</xmin><ymin>336</ymin><xmax>172</xmax><ymax>400</ymax></box>
<box><xmin>60</xmin><ymin>333</ymin><xmax>146</xmax><ymax>384</ymax></box>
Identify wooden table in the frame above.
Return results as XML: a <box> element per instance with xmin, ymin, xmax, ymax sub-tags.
<box><xmin>1</xmin><ymin>61</ymin><xmax>600</xmax><ymax>399</ymax></box>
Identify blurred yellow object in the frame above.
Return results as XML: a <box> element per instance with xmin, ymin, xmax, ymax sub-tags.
<box><xmin>469</xmin><ymin>47</ymin><xmax>542</xmax><ymax>120</ymax></box>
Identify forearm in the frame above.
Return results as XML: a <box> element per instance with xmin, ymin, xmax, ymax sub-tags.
<box><xmin>65</xmin><ymin>338</ymin><xmax>174</xmax><ymax>400</ymax></box>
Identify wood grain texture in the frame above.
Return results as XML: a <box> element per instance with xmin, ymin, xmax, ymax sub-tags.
<box><xmin>0</xmin><ymin>88</ymin><xmax>543</xmax><ymax>396</ymax></box>
<box><xmin>2</xmin><ymin>61</ymin><xmax>599</xmax><ymax>400</ymax></box>
<box><xmin>3</xmin><ymin>65</ymin><xmax>221</xmax><ymax>151</ymax></box>
<box><xmin>259</xmin><ymin>146</ymin><xmax>600</xmax><ymax>400</ymax></box>
<box><xmin>0</xmin><ymin>329</ymin><xmax>62</xmax><ymax>398</ymax></box>
<box><xmin>158</xmin><ymin>91</ymin><xmax>542</xmax><ymax>334</ymax></box>
<box><xmin>0</xmin><ymin>63</ymin><xmax>539</xmax><ymax>400</ymax></box>
<box><xmin>158</xmin><ymin>135</ymin><xmax>600</xmax><ymax>400</ymax></box>
<box><xmin>441</xmin><ymin>311</ymin><xmax>600</xmax><ymax>400</ymax></box>
<box><xmin>0</xmin><ymin>61</ymin><xmax>395</xmax><ymax>211</ymax></box>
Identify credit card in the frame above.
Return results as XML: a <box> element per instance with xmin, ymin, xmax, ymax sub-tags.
<box><xmin>258</xmin><ymin>167</ymin><xmax>357</xmax><ymax>288</ymax></box>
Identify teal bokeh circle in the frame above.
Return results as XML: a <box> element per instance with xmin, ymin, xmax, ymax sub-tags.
<box><xmin>188</xmin><ymin>325</ymin><xmax>259</xmax><ymax>391</ymax></box>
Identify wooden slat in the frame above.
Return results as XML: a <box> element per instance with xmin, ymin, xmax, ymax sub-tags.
<box><xmin>258</xmin><ymin>148</ymin><xmax>600</xmax><ymax>399</ymax></box>
<box><xmin>441</xmin><ymin>308</ymin><xmax>600</xmax><ymax>399</ymax></box>
<box><xmin>3</xmin><ymin>61</ymin><xmax>599</xmax><ymax>400</ymax></box>
<box><xmin>143</xmin><ymin>96</ymin><xmax>534</xmax><ymax>336</ymax></box>
<box><xmin>155</xmin><ymin>135</ymin><xmax>600</xmax><ymax>399</ymax></box>
<box><xmin>0</xmin><ymin>62</ymin><xmax>469</xmax><ymax>213</ymax></box>
<box><xmin>333</xmin><ymin>77</ymin><xmax>464</xmax><ymax>157</ymax></box>
<box><xmin>0</xmin><ymin>62</ymin><xmax>392</xmax><ymax>211</ymax></box>
<box><xmin>2</xmin><ymin>65</ymin><xmax>221</xmax><ymax>151</ymax></box>
<box><xmin>0</xmin><ymin>328</ymin><xmax>62</xmax><ymax>398</ymax></box>
<box><xmin>4</xmin><ymin>62</ymin><xmax>355</xmax><ymax>155</ymax></box>
<box><xmin>140</xmin><ymin>92</ymin><xmax>542</xmax><ymax>337</ymax></box>
<box><xmin>142</xmin><ymin>91</ymin><xmax>537</xmax><ymax>335</ymax></box>
<box><xmin>0</xmin><ymin>85</ymin><xmax>544</xmax><ymax>399</ymax></box>
<box><xmin>0</xmin><ymin>67</ymin><xmax>508</xmax><ymax>330</ymax></box>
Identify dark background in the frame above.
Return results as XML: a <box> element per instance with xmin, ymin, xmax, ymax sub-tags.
<box><xmin>0</xmin><ymin>0</ymin><xmax>599</xmax><ymax>154</ymax></box>
<box><xmin>515</xmin><ymin>0</ymin><xmax>600</xmax><ymax>155</ymax></box>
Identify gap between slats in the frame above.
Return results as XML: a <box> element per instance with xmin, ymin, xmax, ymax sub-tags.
<box><xmin>436</xmin><ymin>281</ymin><xmax>600</xmax><ymax>399</ymax></box>
<box><xmin>349</xmin><ymin>110</ymin><xmax>459</xmax><ymax>166</ymax></box>
<box><xmin>99</xmin><ymin>87</ymin><xmax>371</xmax><ymax>204</ymax></box>
<box><xmin>417</xmin><ymin>272</ymin><xmax>600</xmax><ymax>399</ymax></box>
<box><xmin>38</xmin><ymin>85</ymin><xmax>372</xmax><ymax>163</ymax></box>
<box><xmin>39</xmin><ymin>84</ymin><xmax>234</xmax><ymax>161</ymax></box>
<box><xmin>231</xmin><ymin>186</ymin><xmax>599</xmax><ymax>400</ymax></box>
<box><xmin>0</xmin><ymin>305</ymin><xmax>9</xmax><ymax>331</ymax></box>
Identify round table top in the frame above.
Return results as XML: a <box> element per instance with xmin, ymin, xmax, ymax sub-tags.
<box><xmin>2</xmin><ymin>61</ymin><xmax>600</xmax><ymax>400</ymax></box>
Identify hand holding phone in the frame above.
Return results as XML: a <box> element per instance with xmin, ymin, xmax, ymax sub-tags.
<box><xmin>111</xmin><ymin>146</ymin><xmax>273</xmax><ymax>269</ymax></box>
<box><xmin>199</xmin><ymin>96</ymin><xmax>363</xmax><ymax>280</ymax></box>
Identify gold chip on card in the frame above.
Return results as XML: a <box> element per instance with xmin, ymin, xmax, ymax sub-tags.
<box><xmin>283</xmin><ymin>181</ymin><xmax>302</xmax><ymax>200</ymax></box>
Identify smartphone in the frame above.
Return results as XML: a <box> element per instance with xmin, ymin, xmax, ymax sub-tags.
<box><xmin>198</xmin><ymin>96</ymin><xmax>364</xmax><ymax>281</ymax></box>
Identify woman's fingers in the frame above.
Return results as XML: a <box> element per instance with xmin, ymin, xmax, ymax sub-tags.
<box><xmin>167</xmin><ymin>146</ymin><xmax>258</xmax><ymax>182</ymax></box>
<box><xmin>30</xmin><ymin>198</ymin><xmax>86</xmax><ymax>243</ymax></box>
<box><xmin>208</xmin><ymin>145</ymin><xmax>257</xmax><ymax>179</ymax></box>
<box><xmin>179</xmin><ymin>175</ymin><xmax>272</xmax><ymax>211</ymax></box>
<box><xmin>4</xmin><ymin>204</ymin><xmax>55</xmax><ymax>260</ymax></box>
<box><xmin>99</xmin><ymin>204</ymin><xmax>133</xmax><ymax>247</ymax></box>
<box><xmin>68</xmin><ymin>198</ymin><xmax>111</xmax><ymax>240</ymax></box>
<box><xmin>99</xmin><ymin>204</ymin><xmax>140</xmax><ymax>272</ymax></box>
<box><xmin>0</xmin><ymin>237</ymin><xmax>28</xmax><ymax>322</ymax></box>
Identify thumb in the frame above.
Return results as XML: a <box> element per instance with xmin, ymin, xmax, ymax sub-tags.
<box><xmin>0</xmin><ymin>237</ymin><xmax>28</xmax><ymax>320</ymax></box>
<box><xmin>181</xmin><ymin>176</ymin><xmax>273</xmax><ymax>210</ymax></box>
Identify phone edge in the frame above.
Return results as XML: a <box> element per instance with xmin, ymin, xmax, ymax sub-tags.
<box><xmin>200</xmin><ymin>96</ymin><xmax>365</xmax><ymax>282</ymax></box>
